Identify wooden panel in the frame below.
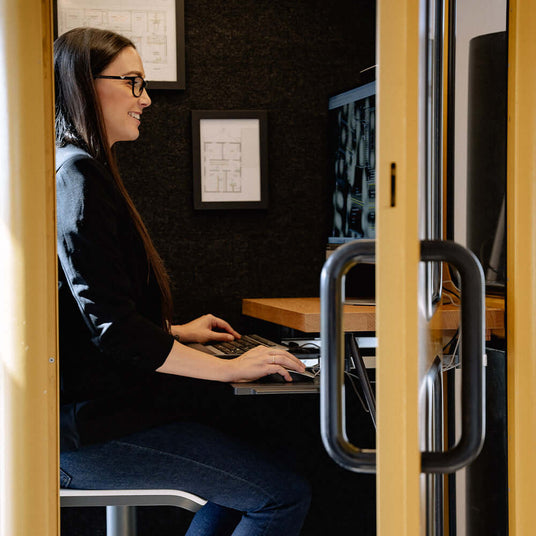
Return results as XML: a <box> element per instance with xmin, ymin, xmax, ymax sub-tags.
<box><xmin>376</xmin><ymin>0</ymin><xmax>422</xmax><ymax>530</ymax></box>
<box><xmin>242</xmin><ymin>297</ymin><xmax>504</xmax><ymax>337</ymax></box>
<box><xmin>0</xmin><ymin>1</ymin><xmax>58</xmax><ymax>534</ymax></box>
<box><xmin>242</xmin><ymin>298</ymin><xmax>375</xmax><ymax>332</ymax></box>
<box><xmin>506</xmin><ymin>1</ymin><xmax>536</xmax><ymax>533</ymax></box>
<box><xmin>430</xmin><ymin>297</ymin><xmax>505</xmax><ymax>337</ymax></box>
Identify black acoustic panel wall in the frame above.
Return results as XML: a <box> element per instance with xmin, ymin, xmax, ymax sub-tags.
<box><xmin>63</xmin><ymin>4</ymin><xmax>377</xmax><ymax>536</ymax></box>
<box><xmin>116</xmin><ymin>0</ymin><xmax>376</xmax><ymax>330</ymax></box>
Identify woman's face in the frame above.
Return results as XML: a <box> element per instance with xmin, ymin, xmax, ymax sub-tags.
<box><xmin>94</xmin><ymin>46</ymin><xmax>151</xmax><ymax>147</ymax></box>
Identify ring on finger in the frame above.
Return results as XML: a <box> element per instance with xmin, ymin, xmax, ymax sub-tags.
<box><xmin>272</xmin><ymin>355</ymin><xmax>276</xmax><ymax>364</ymax></box>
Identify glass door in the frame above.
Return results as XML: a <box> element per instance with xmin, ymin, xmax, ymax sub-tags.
<box><xmin>321</xmin><ymin>2</ymin><xmax>486</xmax><ymax>535</ymax></box>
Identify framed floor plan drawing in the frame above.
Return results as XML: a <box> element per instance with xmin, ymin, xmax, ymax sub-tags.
<box><xmin>192</xmin><ymin>110</ymin><xmax>269</xmax><ymax>210</ymax></box>
<box><xmin>54</xmin><ymin>0</ymin><xmax>185</xmax><ymax>89</ymax></box>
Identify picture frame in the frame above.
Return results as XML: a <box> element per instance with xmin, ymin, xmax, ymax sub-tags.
<box><xmin>192</xmin><ymin>110</ymin><xmax>269</xmax><ymax>210</ymax></box>
<box><xmin>54</xmin><ymin>0</ymin><xmax>186</xmax><ymax>90</ymax></box>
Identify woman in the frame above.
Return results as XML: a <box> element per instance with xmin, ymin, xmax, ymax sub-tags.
<box><xmin>55</xmin><ymin>27</ymin><xmax>310</xmax><ymax>535</ymax></box>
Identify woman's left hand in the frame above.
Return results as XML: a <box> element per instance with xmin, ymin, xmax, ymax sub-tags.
<box><xmin>171</xmin><ymin>314</ymin><xmax>241</xmax><ymax>344</ymax></box>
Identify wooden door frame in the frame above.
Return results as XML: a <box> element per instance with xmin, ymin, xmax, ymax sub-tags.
<box><xmin>376</xmin><ymin>0</ymin><xmax>423</xmax><ymax>533</ymax></box>
<box><xmin>506</xmin><ymin>0</ymin><xmax>536</xmax><ymax>533</ymax></box>
<box><xmin>0</xmin><ymin>0</ymin><xmax>58</xmax><ymax>534</ymax></box>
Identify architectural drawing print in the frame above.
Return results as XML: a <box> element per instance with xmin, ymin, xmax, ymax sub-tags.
<box><xmin>203</xmin><ymin>141</ymin><xmax>243</xmax><ymax>194</ymax></box>
<box><xmin>107</xmin><ymin>10</ymin><xmax>132</xmax><ymax>33</ymax></box>
<box><xmin>198</xmin><ymin>118</ymin><xmax>262</xmax><ymax>204</ymax></box>
<box><xmin>57</xmin><ymin>0</ymin><xmax>177</xmax><ymax>82</ymax></box>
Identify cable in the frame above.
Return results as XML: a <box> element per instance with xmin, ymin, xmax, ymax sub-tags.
<box><xmin>442</xmin><ymin>328</ymin><xmax>460</xmax><ymax>371</ymax></box>
<box><xmin>443</xmin><ymin>328</ymin><xmax>459</xmax><ymax>352</ymax></box>
<box><xmin>344</xmin><ymin>371</ymin><xmax>371</xmax><ymax>414</ymax></box>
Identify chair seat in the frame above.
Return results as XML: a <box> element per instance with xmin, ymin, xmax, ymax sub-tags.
<box><xmin>60</xmin><ymin>488</ymin><xmax>207</xmax><ymax>512</ymax></box>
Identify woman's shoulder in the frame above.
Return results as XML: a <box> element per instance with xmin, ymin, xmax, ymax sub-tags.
<box><xmin>56</xmin><ymin>143</ymin><xmax>90</xmax><ymax>166</ymax></box>
<box><xmin>55</xmin><ymin>144</ymin><xmax>114</xmax><ymax>195</ymax></box>
<box><xmin>56</xmin><ymin>146</ymin><xmax>125</xmax><ymax>227</ymax></box>
<box><xmin>56</xmin><ymin>144</ymin><xmax>106</xmax><ymax>175</ymax></box>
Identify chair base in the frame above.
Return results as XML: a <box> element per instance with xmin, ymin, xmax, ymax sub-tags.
<box><xmin>60</xmin><ymin>488</ymin><xmax>207</xmax><ymax>536</ymax></box>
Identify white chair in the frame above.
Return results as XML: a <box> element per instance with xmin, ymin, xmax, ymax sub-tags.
<box><xmin>60</xmin><ymin>488</ymin><xmax>207</xmax><ymax>536</ymax></box>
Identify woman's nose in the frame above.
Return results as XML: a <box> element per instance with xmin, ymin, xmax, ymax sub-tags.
<box><xmin>140</xmin><ymin>89</ymin><xmax>151</xmax><ymax>107</ymax></box>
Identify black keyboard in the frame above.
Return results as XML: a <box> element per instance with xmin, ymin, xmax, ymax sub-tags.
<box><xmin>210</xmin><ymin>334</ymin><xmax>280</xmax><ymax>356</ymax></box>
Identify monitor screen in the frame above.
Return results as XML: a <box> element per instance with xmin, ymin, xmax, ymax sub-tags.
<box><xmin>328</xmin><ymin>81</ymin><xmax>376</xmax><ymax>244</ymax></box>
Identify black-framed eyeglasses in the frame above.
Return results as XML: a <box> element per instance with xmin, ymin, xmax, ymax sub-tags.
<box><xmin>93</xmin><ymin>75</ymin><xmax>148</xmax><ymax>97</ymax></box>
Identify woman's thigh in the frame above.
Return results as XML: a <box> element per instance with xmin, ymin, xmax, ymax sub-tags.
<box><xmin>60</xmin><ymin>421</ymin><xmax>310</xmax><ymax>515</ymax></box>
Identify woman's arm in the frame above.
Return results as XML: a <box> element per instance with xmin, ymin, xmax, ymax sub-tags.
<box><xmin>156</xmin><ymin>341</ymin><xmax>306</xmax><ymax>383</ymax></box>
<box><xmin>57</xmin><ymin>153</ymin><xmax>174</xmax><ymax>370</ymax></box>
<box><xmin>57</xmin><ymin>152</ymin><xmax>301</xmax><ymax>383</ymax></box>
<box><xmin>167</xmin><ymin>313</ymin><xmax>306</xmax><ymax>382</ymax></box>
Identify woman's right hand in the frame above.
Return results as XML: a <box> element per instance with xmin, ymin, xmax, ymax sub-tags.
<box><xmin>171</xmin><ymin>314</ymin><xmax>240</xmax><ymax>344</ymax></box>
<box><xmin>157</xmin><ymin>338</ymin><xmax>305</xmax><ymax>384</ymax></box>
<box><xmin>224</xmin><ymin>345</ymin><xmax>306</xmax><ymax>383</ymax></box>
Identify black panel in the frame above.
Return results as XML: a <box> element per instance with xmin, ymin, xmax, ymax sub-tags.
<box><xmin>115</xmin><ymin>0</ymin><xmax>376</xmax><ymax>331</ymax></box>
<box><xmin>466</xmin><ymin>32</ymin><xmax>507</xmax><ymax>291</ymax></box>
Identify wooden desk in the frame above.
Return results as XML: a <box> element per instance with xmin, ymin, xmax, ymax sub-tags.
<box><xmin>236</xmin><ymin>296</ymin><xmax>504</xmax><ymax>395</ymax></box>
<box><xmin>242</xmin><ymin>296</ymin><xmax>505</xmax><ymax>339</ymax></box>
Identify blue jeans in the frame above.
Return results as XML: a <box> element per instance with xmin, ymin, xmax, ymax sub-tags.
<box><xmin>60</xmin><ymin>421</ymin><xmax>311</xmax><ymax>535</ymax></box>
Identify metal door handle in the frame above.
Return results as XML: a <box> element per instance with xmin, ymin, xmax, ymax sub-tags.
<box><xmin>320</xmin><ymin>239</ymin><xmax>376</xmax><ymax>473</ymax></box>
<box><xmin>320</xmin><ymin>239</ymin><xmax>485</xmax><ymax>474</ymax></box>
<box><xmin>420</xmin><ymin>240</ymin><xmax>485</xmax><ymax>472</ymax></box>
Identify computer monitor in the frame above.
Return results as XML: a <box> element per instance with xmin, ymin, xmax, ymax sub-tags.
<box><xmin>328</xmin><ymin>79</ymin><xmax>376</xmax><ymax>244</ymax></box>
<box><xmin>327</xmin><ymin>75</ymin><xmax>376</xmax><ymax>301</ymax></box>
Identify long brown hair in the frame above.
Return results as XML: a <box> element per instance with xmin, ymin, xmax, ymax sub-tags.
<box><xmin>54</xmin><ymin>27</ymin><xmax>173</xmax><ymax>328</ymax></box>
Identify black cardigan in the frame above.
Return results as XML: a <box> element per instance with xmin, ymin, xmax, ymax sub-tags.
<box><xmin>56</xmin><ymin>145</ymin><xmax>175</xmax><ymax>451</ymax></box>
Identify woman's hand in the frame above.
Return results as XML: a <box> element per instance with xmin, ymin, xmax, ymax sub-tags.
<box><xmin>157</xmin><ymin>337</ymin><xmax>306</xmax><ymax>384</ymax></box>
<box><xmin>171</xmin><ymin>314</ymin><xmax>241</xmax><ymax>344</ymax></box>
<box><xmin>225</xmin><ymin>346</ymin><xmax>306</xmax><ymax>383</ymax></box>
